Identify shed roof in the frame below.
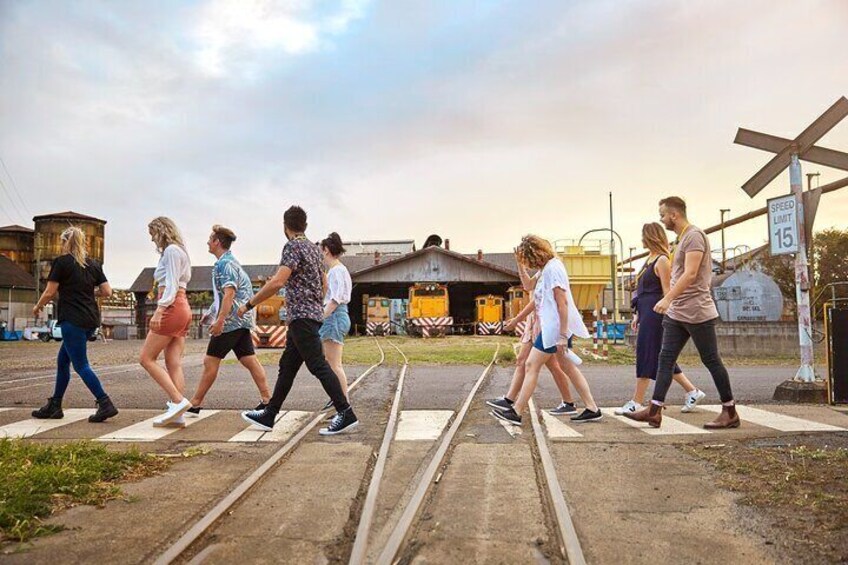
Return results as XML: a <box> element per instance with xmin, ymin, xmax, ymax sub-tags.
<box><xmin>0</xmin><ymin>255</ymin><xmax>36</xmax><ymax>289</ymax></box>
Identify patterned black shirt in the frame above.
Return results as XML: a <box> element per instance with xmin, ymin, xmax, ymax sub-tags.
<box><xmin>279</xmin><ymin>237</ymin><xmax>324</xmax><ymax>322</ymax></box>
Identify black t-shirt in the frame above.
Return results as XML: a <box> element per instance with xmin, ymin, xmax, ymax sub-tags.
<box><xmin>47</xmin><ymin>255</ymin><xmax>108</xmax><ymax>330</ymax></box>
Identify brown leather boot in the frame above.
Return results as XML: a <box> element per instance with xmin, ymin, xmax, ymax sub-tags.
<box><xmin>704</xmin><ymin>404</ymin><xmax>740</xmax><ymax>429</ymax></box>
<box><xmin>623</xmin><ymin>403</ymin><xmax>663</xmax><ymax>428</ymax></box>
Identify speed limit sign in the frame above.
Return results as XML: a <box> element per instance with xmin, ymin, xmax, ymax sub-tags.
<box><xmin>767</xmin><ymin>193</ymin><xmax>799</xmax><ymax>256</ymax></box>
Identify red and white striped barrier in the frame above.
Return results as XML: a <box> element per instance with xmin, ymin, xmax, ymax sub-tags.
<box><xmin>366</xmin><ymin>322</ymin><xmax>391</xmax><ymax>336</ymax></box>
<box><xmin>409</xmin><ymin>317</ymin><xmax>453</xmax><ymax>338</ymax></box>
<box><xmin>476</xmin><ymin>322</ymin><xmax>503</xmax><ymax>335</ymax></box>
<box><xmin>252</xmin><ymin>325</ymin><xmax>287</xmax><ymax>348</ymax></box>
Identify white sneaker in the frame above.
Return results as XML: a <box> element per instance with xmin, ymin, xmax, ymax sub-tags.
<box><xmin>565</xmin><ymin>349</ymin><xmax>583</xmax><ymax>366</ymax></box>
<box><xmin>153</xmin><ymin>398</ymin><xmax>191</xmax><ymax>426</ymax></box>
<box><xmin>614</xmin><ymin>400</ymin><xmax>641</xmax><ymax>415</ymax></box>
<box><xmin>681</xmin><ymin>389</ymin><xmax>706</xmax><ymax>413</ymax></box>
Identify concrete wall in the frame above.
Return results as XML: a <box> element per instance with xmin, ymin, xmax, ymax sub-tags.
<box><xmin>627</xmin><ymin>321</ymin><xmax>800</xmax><ymax>357</ymax></box>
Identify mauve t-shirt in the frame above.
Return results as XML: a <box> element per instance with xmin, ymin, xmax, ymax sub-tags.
<box><xmin>666</xmin><ymin>225</ymin><xmax>718</xmax><ymax>324</ymax></box>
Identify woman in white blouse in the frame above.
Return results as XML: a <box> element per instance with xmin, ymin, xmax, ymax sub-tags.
<box><xmin>319</xmin><ymin>232</ymin><xmax>352</xmax><ymax>409</ymax></box>
<box><xmin>139</xmin><ymin>217</ymin><xmax>193</xmax><ymax>426</ymax></box>
<box><xmin>491</xmin><ymin>235</ymin><xmax>603</xmax><ymax>426</ymax></box>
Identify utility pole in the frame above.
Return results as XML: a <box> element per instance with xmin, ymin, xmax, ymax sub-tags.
<box><xmin>790</xmin><ymin>153</ymin><xmax>815</xmax><ymax>382</ymax></box>
<box><xmin>720</xmin><ymin>209</ymin><xmax>730</xmax><ymax>272</ymax></box>
<box><xmin>608</xmin><ymin>191</ymin><xmax>617</xmax><ymax>326</ymax></box>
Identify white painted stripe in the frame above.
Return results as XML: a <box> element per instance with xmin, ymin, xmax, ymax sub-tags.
<box><xmin>605</xmin><ymin>409</ymin><xmax>711</xmax><ymax>436</ymax></box>
<box><xmin>541</xmin><ymin>411</ymin><xmax>583</xmax><ymax>438</ymax></box>
<box><xmin>701</xmin><ymin>405</ymin><xmax>846</xmax><ymax>432</ymax></box>
<box><xmin>395</xmin><ymin>410</ymin><xmax>453</xmax><ymax>441</ymax></box>
<box><xmin>0</xmin><ymin>408</ymin><xmax>13</xmax><ymax>413</ymax></box>
<box><xmin>497</xmin><ymin>418</ymin><xmax>522</xmax><ymax>438</ymax></box>
<box><xmin>0</xmin><ymin>409</ymin><xmax>91</xmax><ymax>438</ymax></box>
<box><xmin>97</xmin><ymin>410</ymin><xmax>219</xmax><ymax>442</ymax></box>
<box><xmin>227</xmin><ymin>411</ymin><xmax>312</xmax><ymax>442</ymax></box>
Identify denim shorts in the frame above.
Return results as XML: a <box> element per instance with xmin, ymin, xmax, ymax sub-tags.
<box><xmin>319</xmin><ymin>304</ymin><xmax>351</xmax><ymax>344</ymax></box>
<box><xmin>533</xmin><ymin>333</ymin><xmax>558</xmax><ymax>354</ymax></box>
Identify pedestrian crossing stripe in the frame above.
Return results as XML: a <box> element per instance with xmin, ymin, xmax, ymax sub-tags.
<box><xmin>97</xmin><ymin>410</ymin><xmax>220</xmax><ymax>442</ymax></box>
<box><xmin>540</xmin><ymin>411</ymin><xmax>583</xmax><ymax>438</ymax></box>
<box><xmin>0</xmin><ymin>409</ymin><xmax>91</xmax><ymax>438</ymax></box>
<box><xmin>700</xmin><ymin>404</ymin><xmax>846</xmax><ymax>432</ymax></box>
<box><xmin>395</xmin><ymin>410</ymin><xmax>454</xmax><ymax>441</ymax></box>
<box><xmin>605</xmin><ymin>409</ymin><xmax>711</xmax><ymax>436</ymax></box>
<box><xmin>228</xmin><ymin>411</ymin><xmax>311</xmax><ymax>442</ymax></box>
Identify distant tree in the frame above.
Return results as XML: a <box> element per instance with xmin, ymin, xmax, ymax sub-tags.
<box><xmin>188</xmin><ymin>291</ymin><xmax>212</xmax><ymax>310</ymax></box>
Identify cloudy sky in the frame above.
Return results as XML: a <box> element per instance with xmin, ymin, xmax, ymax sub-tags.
<box><xmin>1</xmin><ymin>0</ymin><xmax>847</xmax><ymax>286</ymax></box>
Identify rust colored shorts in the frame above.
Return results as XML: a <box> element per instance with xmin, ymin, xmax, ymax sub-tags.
<box><xmin>151</xmin><ymin>289</ymin><xmax>191</xmax><ymax>338</ymax></box>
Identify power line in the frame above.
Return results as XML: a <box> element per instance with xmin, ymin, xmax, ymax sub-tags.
<box><xmin>0</xmin><ymin>176</ymin><xmax>26</xmax><ymax>223</ymax></box>
<box><xmin>0</xmin><ymin>156</ymin><xmax>31</xmax><ymax>216</ymax></box>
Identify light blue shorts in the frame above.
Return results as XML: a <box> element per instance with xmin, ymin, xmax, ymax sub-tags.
<box><xmin>319</xmin><ymin>304</ymin><xmax>351</xmax><ymax>344</ymax></box>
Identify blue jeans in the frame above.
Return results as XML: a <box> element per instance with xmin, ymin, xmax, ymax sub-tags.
<box><xmin>54</xmin><ymin>322</ymin><xmax>107</xmax><ymax>401</ymax></box>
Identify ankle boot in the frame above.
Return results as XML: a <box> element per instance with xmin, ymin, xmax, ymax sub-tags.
<box><xmin>32</xmin><ymin>397</ymin><xmax>63</xmax><ymax>419</ymax></box>
<box><xmin>89</xmin><ymin>395</ymin><xmax>119</xmax><ymax>423</ymax></box>
<box><xmin>623</xmin><ymin>403</ymin><xmax>663</xmax><ymax>428</ymax></box>
<box><xmin>704</xmin><ymin>404</ymin><xmax>740</xmax><ymax>429</ymax></box>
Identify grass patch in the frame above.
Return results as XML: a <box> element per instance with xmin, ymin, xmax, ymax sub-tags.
<box><xmin>0</xmin><ymin>439</ymin><xmax>169</xmax><ymax>543</ymax></box>
<box><xmin>686</xmin><ymin>439</ymin><xmax>848</xmax><ymax>562</ymax></box>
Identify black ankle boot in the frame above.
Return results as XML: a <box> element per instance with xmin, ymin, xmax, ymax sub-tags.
<box><xmin>32</xmin><ymin>397</ymin><xmax>63</xmax><ymax>419</ymax></box>
<box><xmin>89</xmin><ymin>395</ymin><xmax>119</xmax><ymax>423</ymax></box>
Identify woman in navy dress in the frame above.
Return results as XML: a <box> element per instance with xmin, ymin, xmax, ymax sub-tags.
<box><xmin>615</xmin><ymin>223</ymin><xmax>705</xmax><ymax>415</ymax></box>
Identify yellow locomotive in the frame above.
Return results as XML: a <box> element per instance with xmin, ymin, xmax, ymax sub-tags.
<box><xmin>474</xmin><ymin>294</ymin><xmax>504</xmax><ymax>335</ymax></box>
<box><xmin>407</xmin><ymin>283</ymin><xmax>452</xmax><ymax>337</ymax></box>
<box><xmin>364</xmin><ymin>294</ymin><xmax>391</xmax><ymax>335</ymax></box>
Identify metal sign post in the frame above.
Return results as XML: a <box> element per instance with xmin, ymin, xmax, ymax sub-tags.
<box><xmin>735</xmin><ymin>96</ymin><xmax>848</xmax><ymax>385</ymax></box>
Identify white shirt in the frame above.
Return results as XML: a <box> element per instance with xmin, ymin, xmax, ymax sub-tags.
<box><xmin>533</xmin><ymin>258</ymin><xmax>590</xmax><ymax>349</ymax></box>
<box><xmin>153</xmin><ymin>244</ymin><xmax>191</xmax><ymax>307</ymax></box>
<box><xmin>324</xmin><ymin>263</ymin><xmax>352</xmax><ymax>307</ymax></box>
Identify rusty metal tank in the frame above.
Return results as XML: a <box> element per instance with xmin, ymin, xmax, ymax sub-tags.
<box><xmin>33</xmin><ymin>211</ymin><xmax>106</xmax><ymax>282</ymax></box>
<box><xmin>0</xmin><ymin>224</ymin><xmax>35</xmax><ymax>273</ymax></box>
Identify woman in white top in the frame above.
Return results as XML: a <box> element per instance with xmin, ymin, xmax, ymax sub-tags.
<box><xmin>319</xmin><ymin>232</ymin><xmax>352</xmax><ymax>408</ymax></box>
<box><xmin>491</xmin><ymin>236</ymin><xmax>602</xmax><ymax>425</ymax></box>
<box><xmin>139</xmin><ymin>217</ymin><xmax>193</xmax><ymax>426</ymax></box>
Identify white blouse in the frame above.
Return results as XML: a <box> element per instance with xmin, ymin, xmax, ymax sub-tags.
<box><xmin>533</xmin><ymin>258</ymin><xmax>590</xmax><ymax>350</ymax></box>
<box><xmin>324</xmin><ymin>264</ymin><xmax>352</xmax><ymax>307</ymax></box>
<box><xmin>153</xmin><ymin>244</ymin><xmax>191</xmax><ymax>307</ymax></box>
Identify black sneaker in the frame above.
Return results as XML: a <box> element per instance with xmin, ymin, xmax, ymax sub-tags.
<box><xmin>32</xmin><ymin>397</ymin><xmax>63</xmax><ymax>419</ymax></box>
<box><xmin>491</xmin><ymin>407</ymin><xmax>522</xmax><ymax>426</ymax></box>
<box><xmin>485</xmin><ymin>396</ymin><xmax>514</xmax><ymax>410</ymax></box>
<box><xmin>89</xmin><ymin>395</ymin><xmax>118</xmax><ymax>423</ymax></box>
<box><xmin>241</xmin><ymin>407</ymin><xmax>277</xmax><ymax>431</ymax></box>
<box><xmin>570</xmin><ymin>408</ymin><xmax>603</xmax><ymax>423</ymax></box>
<box><xmin>548</xmin><ymin>402</ymin><xmax>578</xmax><ymax>416</ymax></box>
<box><xmin>319</xmin><ymin>408</ymin><xmax>359</xmax><ymax>436</ymax></box>
<box><xmin>187</xmin><ymin>406</ymin><xmax>202</xmax><ymax>415</ymax></box>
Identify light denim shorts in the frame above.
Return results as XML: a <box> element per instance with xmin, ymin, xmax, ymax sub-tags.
<box><xmin>319</xmin><ymin>304</ymin><xmax>351</xmax><ymax>344</ymax></box>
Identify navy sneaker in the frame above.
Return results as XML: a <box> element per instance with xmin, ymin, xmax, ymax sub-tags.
<box><xmin>241</xmin><ymin>407</ymin><xmax>276</xmax><ymax>431</ymax></box>
<box><xmin>570</xmin><ymin>408</ymin><xmax>603</xmax><ymax>423</ymax></box>
<box><xmin>491</xmin><ymin>407</ymin><xmax>522</xmax><ymax>426</ymax></box>
<box><xmin>486</xmin><ymin>396</ymin><xmax>514</xmax><ymax>410</ymax></box>
<box><xmin>319</xmin><ymin>407</ymin><xmax>359</xmax><ymax>435</ymax></box>
<box><xmin>548</xmin><ymin>402</ymin><xmax>578</xmax><ymax>416</ymax></box>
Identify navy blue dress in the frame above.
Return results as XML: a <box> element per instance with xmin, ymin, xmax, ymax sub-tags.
<box><xmin>633</xmin><ymin>257</ymin><xmax>682</xmax><ymax>380</ymax></box>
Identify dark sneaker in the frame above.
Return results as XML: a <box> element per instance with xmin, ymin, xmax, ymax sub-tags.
<box><xmin>241</xmin><ymin>408</ymin><xmax>277</xmax><ymax>431</ymax></box>
<box><xmin>186</xmin><ymin>406</ymin><xmax>203</xmax><ymax>415</ymax></box>
<box><xmin>319</xmin><ymin>408</ymin><xmax>359</xmax><ymax>436</ymax></box>
<box><xmin>491</xmin><ymin>407</ymin><xmax>522</xmax><ymax>426</ymax></box>
<box><xmin>88</xmin><ymin>396</ymin><xmax>118</xmax><ymax>423</ymax></box>
<box><xmin>486</xmin><ymin>396</ymin><xmax>513</xmax><ymax>410</ymax></box>
<box><xmin>548</xmin><ymin>402</ymin><xmax>578</xmax><ymax>416</ymax></box>
<box><xmin>32</xmin><ymin>397</ymin><xmax>63</xmax><ymax>419</ymax></box>
<box><xmin>570</xmin><ymin>408</ymin><xmax>603</xmax><ymax>423</ymax></box>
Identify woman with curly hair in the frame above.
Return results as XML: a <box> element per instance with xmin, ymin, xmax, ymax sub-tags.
<box><xmin>491</xmin><ymin>235</ymin><xmax>602</xmax><ymax>426</ymax></box>
<box><xmin>140</xmin><ymin>216</ymin><xmax>193</xmax><ymax>426</ymax></box>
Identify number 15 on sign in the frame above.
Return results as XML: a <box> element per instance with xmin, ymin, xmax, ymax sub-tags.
<box><xmin>767</xmin><ymin>194</ymin><xmax>799</xmax><ymax>256</ymax></box>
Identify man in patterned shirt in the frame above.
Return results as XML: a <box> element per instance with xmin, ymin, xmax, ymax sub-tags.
<box><xmin>239</xmin><ymin>207</ymin><xmax>358</xmax><ymax>435</ymax></box>
<box><xmin>187</xmin><ymin>225</ymin><xmax>271</xmax><ymax>416</ymax></box>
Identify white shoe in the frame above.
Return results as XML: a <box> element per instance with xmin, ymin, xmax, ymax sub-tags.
<box><xmin>153</xmin><ymin>398</ymin><xmax>191</xmax><ymax>426</ymax></box>
<box><xmin>614</xmin><ymin>400</ymin><xmax>641</xmax><ymax>415</ymax></box>
<box><xmin>681</xmin><ymin>389</ymin><xmax>706</xmax><ymax>413</ymax></box>
<box><xmin>565</xmin><ymin>349</ymin><xmax>583</xmax><ymax>366</ymax></box>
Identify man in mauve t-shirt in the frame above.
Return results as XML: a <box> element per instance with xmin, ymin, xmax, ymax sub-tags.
<box><xmin>625</xmin><ymin>196</ymin><xmax>739</xmax><ymax>429</ymax></box>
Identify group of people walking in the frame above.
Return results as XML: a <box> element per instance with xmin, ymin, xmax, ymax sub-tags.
<box><xmin>32</xmin><ymin>206</ymin><xmax>358</xmax><ymax>435</ymax></box>
<box><xmin>31</xmin><ymin>196</ymin><xmax>739</xmax><ymax>435</ymax></box>
<box><xmin>487</xmin><ymin>196</ymin><xmax>740</xmax><ymax>430</ymax></box>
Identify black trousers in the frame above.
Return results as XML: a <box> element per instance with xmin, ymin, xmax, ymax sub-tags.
<box><xmin>652</xmin><ymin>316</ymin><xmax>734</xmax><ymax>404</ymax></box>
<box><xmin>268</xmin><ymin>318</ymin><xmax>350</xmax><ymax>413</ymax></box>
